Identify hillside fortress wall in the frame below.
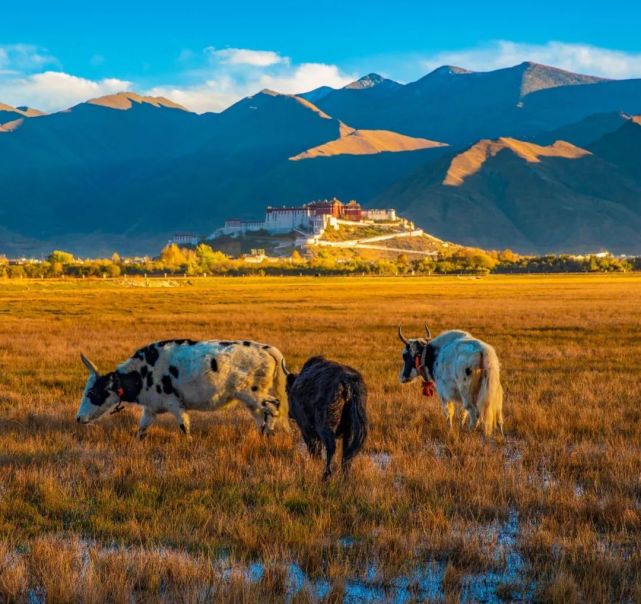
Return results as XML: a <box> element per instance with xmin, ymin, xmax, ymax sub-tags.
<box><xmin>212</xmin><ymin>199</ymin><xmax>397</xmax><ymax>238</ymax></box>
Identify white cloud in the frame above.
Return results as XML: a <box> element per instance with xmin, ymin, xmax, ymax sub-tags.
<box><xmin>421</xmin><ymin>40</ymin><xmax>641</xmax><ymax>79</ymax></box>
<box><xmin>0</xmin><ymin>44</ymin><xmax>58</xmax><ymax>73</ymax></box>
<box><xmin>0</xmin><ymin>44</ymin><xmax>131</xmax><ymax>112</ymax></box>
<box><xmin>206</xmin><ymin>47</ymin><xmax>287</xmax><ymax>67</ymax></box>
<box><xmin>3</xmin><ymin>40</ymin><xmax>641</xmax><ymax>116</ymax></box>
<box><xmin>0</xmin><ymin>71</ymin><xmax>131</xmax><ymax>112</ymax></box>
<box><xmin>257</xmin><ymin>62</ymin><xmax>350</xmax><ymax>94</ymax></box>
<box><xmin>146</xmin><ymin>76</ymin><xmax>240</xmax><ymax>114</ymax></box>
<box><xmin>0</xmin><ymin>41</ymin><xmax>352</xmax><ymax>114</ymax></box>
<box><xmin>147</xmin><ymin>55</ymin><xmax>354</xmax><ymax>113</ymax></box>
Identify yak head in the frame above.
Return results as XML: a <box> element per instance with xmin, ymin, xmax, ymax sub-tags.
<box><xmin>76</xmin><ymin>354</ymin><xmax>122</xmax><ymax>423</ymax></box>
<box><xmin>397</xmin><ymin>323</ymin><xmax>432</xmax><ymax>384</ymax></box>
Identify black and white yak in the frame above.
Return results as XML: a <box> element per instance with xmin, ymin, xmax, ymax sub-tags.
<box><xmin>398</xmin><ymin>324</ymin><xmax>504</xmax><ymax>437</ymax></box>
<box><xmin>283</xmin><ymin>356</ymin><xmax>368</xmax><ymax>479</ymax></box>
<box><xmin>77</xmin><ymin>339</ymin><xmax>290</xmax><ymax>437</ymax></box>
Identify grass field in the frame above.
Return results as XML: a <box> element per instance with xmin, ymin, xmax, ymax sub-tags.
<box><xmin>0</xmin><ymin>274</ymin><xmax>640</xmax><ymax>602</ymax></box>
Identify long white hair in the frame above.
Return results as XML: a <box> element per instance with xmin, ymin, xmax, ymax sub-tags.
<box><xmin>476</xmin><ymin>344</ymin><xmax>504</xmax><ymax>438</ymax></box>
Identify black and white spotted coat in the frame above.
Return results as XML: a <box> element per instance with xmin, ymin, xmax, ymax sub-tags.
<box><xmin>76</xmin><ymin>339</ymin><xmax>289</xmax><ymax>437</ymax></box>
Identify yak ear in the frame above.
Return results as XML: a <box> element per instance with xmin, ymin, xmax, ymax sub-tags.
<box><xmin>80</xmin><ymin>353</ymin><xmax>99</xmax><ymax>376</ymax></box>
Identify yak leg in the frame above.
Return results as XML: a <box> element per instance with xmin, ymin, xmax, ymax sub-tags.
<box><xmin>137</xmin><ymin>407</ymin><xmax>156</xmax><ymax>439</ymax></box>
<box><xmin>341</xmin><ymin>431</ymin><xmax>354</xmax><ymax>474</ymax></box>
<box><xmin>444</xmin><ymin>401</ymin><xmax>456</xmax><ymax>430</ymax></box>
<box><xmin>165</xmin><ymin>397</ymin><xmax>191</xmax><ymax>436</ymax></box>
<box><xmin>171</xmin><ymin>408</ymin><xmax>191</xmax><ymax>436</ymax></box>
<box><xmin>460</xmin><ymin>392</ymin><xmax>479</xmax><ymax>432</ymax></box>
<box><xmin>295</xmin><ymin>411</ymin><xmax>322</xmax><ymax>457</ymax></box>
<box><xmin>437</xmin><ymin>389</ymin><xmax>455</xmax><ymax>431</ymax></box>
<box><xmin>303</xmin><ymin>430</ymin><xmax>323</xmax><ymax>458</ymax></box>
<box><xmin>317</xmin><ymin>426</ymin><xmax>337</xmax><ymax>480</ymax></box>
<box><xmin>458</xmin><ymin>385</ymin><xmax>477</xmax><ymax>431</ymax></box>
<box><xmin>460</xmin><ymin>407</ymin><xmax>470</xmax><ymax>429</ymax></box>
<box><xmin>236</xmin><ymin>391</ymin><xmax>274</xmax><ymax>435</ymax></box>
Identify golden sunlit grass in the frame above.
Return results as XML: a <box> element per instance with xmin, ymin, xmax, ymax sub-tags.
<box><xmin>0</xmin><ymin>274</ymin><xmax>640</xmax><ymax>602</ymax></box>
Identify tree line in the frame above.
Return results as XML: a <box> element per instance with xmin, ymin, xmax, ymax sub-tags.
<box><xmin>0</xmin><ymin>245</ymin><xmax>638</xmax><ymax>278</ymax></box>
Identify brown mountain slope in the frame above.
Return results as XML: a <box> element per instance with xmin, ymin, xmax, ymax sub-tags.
<box><xmin>85</xmin><ymin>92</ymin><xmax>189</xmax><ymax>111</ymax></box>
<box><xmin>16</xmin><ymin>106</ymin><xmax>45</xmax><ymax>117</ymax></box>
<box><xmin>290</xmin><ymin>128</ymin><xmax>447</xmax><ymax>160</ymax></box>
<box><xmin>443</xmin><ymin>138</ymin><xmax>589</xmax><ymax>185</ymax></box>
<box><xmin>0</xmin><ymin>102</ymin><xmax>44</xmax><ymax>125</ymax></box>
<box><xmin>0</xmin><ymin>118</ymin><xmax>25</xmax><ymax>133</ymax></box>
<box><xmin>374</xmin><ymin>137</ymin><xmax>641</xmax><ymax>254</ymax></box>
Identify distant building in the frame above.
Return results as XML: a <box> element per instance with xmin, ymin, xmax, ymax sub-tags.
<box><xmin>363</xmin><ymin>208</ymin><xmax>396</xmax><ymax>221</ymax></box>
<box><xmin>211</xmin><ymin>199</ymin><xmax>400</xmax><ymax>239</ymax></box>
<box><xmin>221</xmin><ymin>219</ymin><xmax>265</xmax><ymax>235</ymax></box>
<box><xmin>342</xmin><ymin>200</ymin><xmax>364</xmax><ymax>221</ymax></box>
<box><xmin>264</xmin><ymin>206</ymin><xmax>313</xmax><ymax>232</ymax></box>
<box><xmin>307</xmin><ymin>198</ymin><xmax>344</xmax><ymax>218</ymax></box>
<box><xmin>169</xmin><ymin>232</ymin><xmax>199</xmax><ymax>246</ymax></box>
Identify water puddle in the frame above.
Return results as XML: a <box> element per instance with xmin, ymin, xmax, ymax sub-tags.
<box><xmin>369</xmin><ymin>452</ymin><xmax>392</xmax><ymax>471</ymax></box>
<box><xmin>503</xmin><ymin>440</ymin><xmax>523</xmax><ymax>469</ymax></box>
<box><xmin>217</xmin><ymin>509</ymin><xmax>532</xmax><ymax>603</ymax></box>
<box><xmin>23</xmin><ymin>511</ymin><xmax>533</xmax><ymax>603</ymax></box>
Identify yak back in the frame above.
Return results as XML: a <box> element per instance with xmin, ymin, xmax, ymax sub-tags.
<box><xmin>289</xmin><ymin>356</ymin><xmax>365</xmax><ymax>431</ymax></box>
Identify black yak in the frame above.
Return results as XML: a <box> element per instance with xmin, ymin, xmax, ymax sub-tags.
<box><xmin>283</xmin><ymin>356</ymin><xmax>368</xmax><ymax>479</ymax></box>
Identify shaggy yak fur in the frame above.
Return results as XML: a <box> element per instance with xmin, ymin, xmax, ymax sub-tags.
<box><xmin>285</xmin><ymin>356</ymin><xmax>368</xmax><ymax>479</ymax></box>
<box><xmin>77</xmin><ymin>339</ymin><xmax>289</xmax><ymax>437</ymax></box>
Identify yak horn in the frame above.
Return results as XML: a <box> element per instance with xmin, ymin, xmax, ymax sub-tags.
<box><xmin>398</xmin><ymin>325</ymin><xmax>409</xmax><ymax>345</ymax></box>
<box><xmin>281</xmin><ymin>358</ymin><xmax>291</xmax><ymax>376</ymax></box>
<box><xmin>424</xmin><ymin>322</ymin><xmax>432</xmax><ymax>340</ymax></box>
<box><xmin>80</xmin><ymin>353</ymin><xmax>99</xmax><ymax>375</ymax></box>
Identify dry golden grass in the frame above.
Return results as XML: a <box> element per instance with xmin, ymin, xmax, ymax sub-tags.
<box><xmin>0</xmin><ymin>274</ymin><xmax>640</xmax><ymax>602</ymax></box>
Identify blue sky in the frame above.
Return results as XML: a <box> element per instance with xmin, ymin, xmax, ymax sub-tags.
<box><xmin>2</xmin><ymin>0</ymin><xmax>641</xmax><ymax>112</ymax></box>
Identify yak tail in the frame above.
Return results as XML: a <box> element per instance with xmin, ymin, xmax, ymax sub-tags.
<box><xmin>476</xmin><ymin>345</ymin><xmax>504</xmax><ymax>438</ymax></box>
<box><xmin>341</xmin><ymin>376</ymin><xmax>368</xmax><ymax>466</ymax></box>
<box><xmin>266</xmin><ymin>347</ymin><xmax>290</xmax><ymax>432</ymax></box>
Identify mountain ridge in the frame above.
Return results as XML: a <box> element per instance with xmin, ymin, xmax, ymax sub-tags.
<box><xmin>375</xmin><ymin>122</ymin><xmax>641</xmax><ymax>253</ymax></box>
<box><xmin>0</xmin><ymin>61</ymin><xmax>640</xmax><ymax>256</ymax></box>
<box><xmin>83</xmin><ymin>92</ymin><xmax>190</xmax><ymax>111</ymax></box>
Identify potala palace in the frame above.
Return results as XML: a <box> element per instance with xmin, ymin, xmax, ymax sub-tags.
<box><xmin>215</xmin><ymin>199</ymin><xmax>397</xmax><ymax>237</ymax></box>
<box><xmin>170</xmin><ymin>199</ymin><xmax>400</xmax><ymax>248</ymax></box>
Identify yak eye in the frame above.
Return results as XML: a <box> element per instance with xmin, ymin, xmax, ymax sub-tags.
<box><xmin>87</xmin><ymin>385</ymin><xmax>110</xmax><ymax>406</ymax></box>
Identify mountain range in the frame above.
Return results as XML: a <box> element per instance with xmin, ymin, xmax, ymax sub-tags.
<box><xmin>1</xmin><ymin>61</ymin><xmax>641</xmax><ymax>256</ymax></box>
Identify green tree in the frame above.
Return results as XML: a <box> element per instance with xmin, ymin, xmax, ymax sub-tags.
<box><xmin>48</xmin><ymin>250</ymin><xmax>74</xmax><ymax>264</ymax></box>
<box><xmin>159</xmin><ymin>244</ymin><xmax>187</xmax><ymax>270</ymax></box>
<box><xmin>195</xmin><ymin>243</ymin><xmax>228</xmax><ymax>273</ymax></box>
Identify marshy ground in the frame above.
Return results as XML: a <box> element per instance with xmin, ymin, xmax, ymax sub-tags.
<box><xmin>0</xmin><ymin>275</ymin><xmax>639</xmax><ymax>602</ymax></box>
